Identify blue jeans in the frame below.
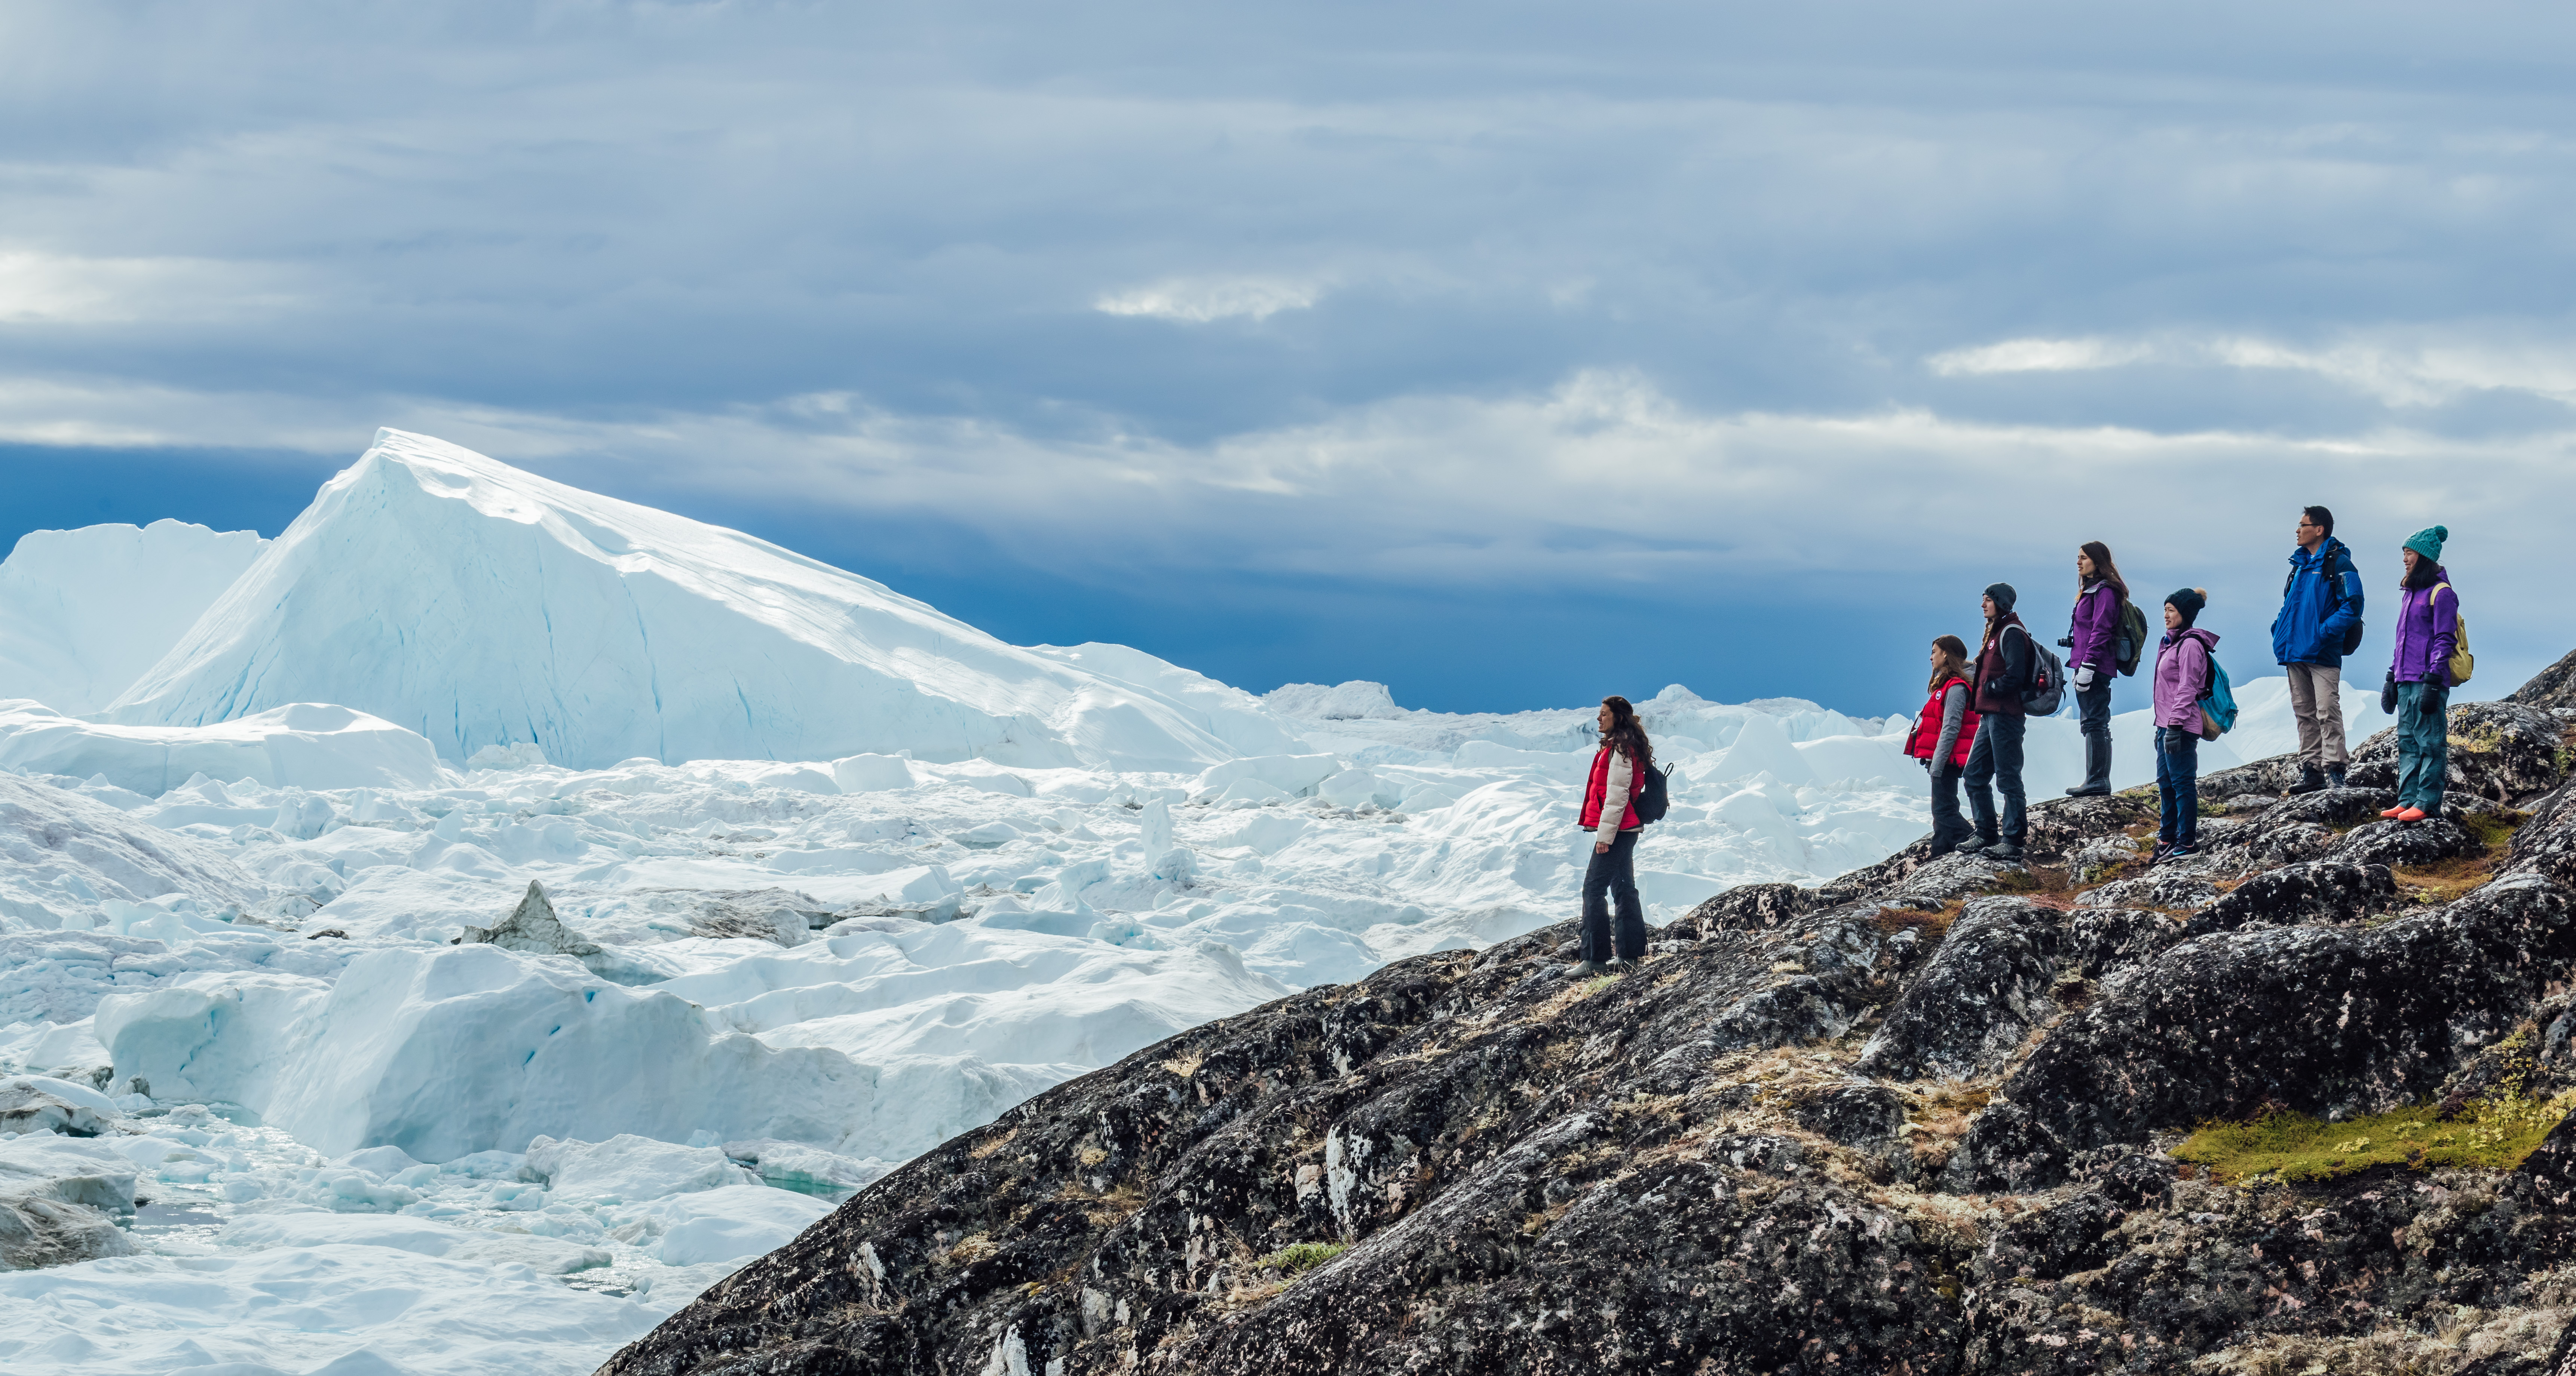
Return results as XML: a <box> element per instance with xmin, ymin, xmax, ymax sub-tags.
<box><xmin>1580</xmin><ymin>828</ymin><xmax>1645</xmax><ymax>962</ymax></box>
<box><xmin>2396</xmin><ymin>681</ymin><xmax>2449</xmax><ymax>813</ymax></box>
<box><xmin>2156</xmin><ymin>726</ymin><xmax>2200</xmax><ymax>847</ymax></box>
<box><xmin>1964</xmin><ymin>713</ymin><xmax>2027</xmax><ymax>844</ymax></box>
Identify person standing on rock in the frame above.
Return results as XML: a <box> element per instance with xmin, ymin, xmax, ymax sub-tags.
<box><xmin>1573</xmin><ymin>695</ymin><xmax>1652</xmax><ymax>976</ymax></box>
<box><xmin>2152</xmin><ymin>589</ymin><xmax>2219</xmax><ymax>862</ymax></box>
<box><xmin>2384</xmin><ymin>527</ymin><xmax>2461</xmax><ymax>823</ymax></box>
<box><xmin>1906</xmin><ymin>635</ymin><xmax>1981</xmax><ymax>856</ymax></box>
<box><xmin>1960</xmin><ymin>584</ymin><xmax>2033</xmax><ymax>862</ymax></box>
<box><xmin>2062</xmin><ymin>543</ymin><xmax>2129</xmax><ymax>797</ymax></box>
<box><xmin>2270</xmin><ymin>505</ymin><xmax>2365</xmax><ymax>795</ymax></box>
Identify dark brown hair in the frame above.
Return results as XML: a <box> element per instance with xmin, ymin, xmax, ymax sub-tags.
<box><xmin>2402</xmin><ymin>551</ymin><xmax>2442</xmax><ymax>590</ymax></box>
<box><xmin>1599</xmin><ymin>695</ymin><xmax>1653</xmax><ymax>769</ymax></box>
<box><xmin>2078</xmin><ymin>541</ymin><xmax>2129</xmax><ymax>601</ymax></box>
<box><xmin>1928</xmin><ymin>635</ymin><xmax>1970</xmax><ymax>693</ymax></box>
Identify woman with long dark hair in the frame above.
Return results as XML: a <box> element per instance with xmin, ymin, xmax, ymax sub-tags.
<box><xmin>1904</xmin><ymin>635</ymin><xmax>1980</xmax><ymax>856</ymax></box>
<box><xmin>2063</xmin><ymin>542</ymin><xmax>2129</xmax><ymax>796</ymax></box>
<box><xmin>1573</xmin><ymin>695</ymin><xmax>1653</xmax><ymax>976</ymax></box>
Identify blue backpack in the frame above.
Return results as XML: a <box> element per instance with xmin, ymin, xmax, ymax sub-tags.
<box><xmin>2196</xmin><ymin>647</ymin><xmax>2239</xmax><ymax>740</ymax></box>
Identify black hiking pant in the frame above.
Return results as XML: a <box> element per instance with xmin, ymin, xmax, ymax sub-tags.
<box><xmin>1581</xmin><ymin>828</ymin><xmax>1646</xmax><ymax>962</ymax></box>
<box><xmin>1963</xmin><ymin>712</ymin><xmax>2027</xmax><ymax>844</ymax></box>
<box><xmin>1927</xmin><ymin>761</ymin><xmax>1973</xmax><ymax>853</ymax></box>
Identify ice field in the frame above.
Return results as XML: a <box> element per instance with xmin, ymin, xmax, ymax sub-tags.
<box><xmin>0</xmin><ymin>431</ymin><xmax>2379</xmax><ymax>1373</ymax></box>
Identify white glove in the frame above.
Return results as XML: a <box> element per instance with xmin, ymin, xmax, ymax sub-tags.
<box><xmin>2072</xmin><ymin>663</ymin><xmax>2098</xmax><ymax>691</ymax></box>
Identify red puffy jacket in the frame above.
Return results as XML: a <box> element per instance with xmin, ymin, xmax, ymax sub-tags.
<box><xmin>1905</xmin><ymin>677</ymin><xmax>1979</xmax><ymax>769</ymax></box>
<box><xmin>1579</xmin><ymin>745</ymin><xmax>1644</xmax><ymax>831</ymax></box>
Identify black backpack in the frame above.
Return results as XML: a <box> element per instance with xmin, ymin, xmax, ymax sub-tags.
<box><xmin>1633</xmin><ymin>764</ymin><xmax>1674</xmax><ymax>824</ymax></box>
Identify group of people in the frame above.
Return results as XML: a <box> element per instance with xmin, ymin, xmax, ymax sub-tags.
<box><xmin>1562</xmin><ymin>508</ymin><xmax>2468</xmax><ymax>976</ymax></box>
<box><xmin>1902</xmin><ymin>507</ymin><xmax>2463</xmax><ymax>865</ymax></box>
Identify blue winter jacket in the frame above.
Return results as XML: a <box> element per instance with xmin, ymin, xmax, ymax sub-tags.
<box><xmin>2270</xmin><ymin>537</ymin><xmax>2364</xmax><ymax>667</ymax></box>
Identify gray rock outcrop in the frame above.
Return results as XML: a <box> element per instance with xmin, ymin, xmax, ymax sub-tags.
<box><xmin>0</xmin><ymin>1134</ymin><xmax>137</xmax><ymax>1270</ymax></box>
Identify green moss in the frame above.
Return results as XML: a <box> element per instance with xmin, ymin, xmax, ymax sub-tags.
<box><xmin>2174</xmin><ymin>1093</ymin><xmax>2575</xmax><ymax>1185</ymax></box>
<box><xmin>1258</xmin><ymin>1241</ymin><xmax>1350</xmax><ymax>1274</ymax></box>
<box><xmin>2456</xmin><ymin>809</ymin><xmax>2530</xmax><ymax>853</ymax></box>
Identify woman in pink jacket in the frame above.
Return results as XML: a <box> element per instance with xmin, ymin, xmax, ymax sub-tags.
<box><xmin>2151</xmin><ymin>589</ymin><xmax>2219</xmax><ymax>863</ymax></box>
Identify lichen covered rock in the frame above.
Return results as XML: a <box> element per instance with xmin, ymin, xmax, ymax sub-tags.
<box><xmin>1856</xmin><ymin>897</ymin><xmax>2062</xmax><ymax>1082</ymax></box>
<box><xmin>1952</xmin><ymin>876</ymin><xmax>2576</xmax><ymax>1192</ymax></box>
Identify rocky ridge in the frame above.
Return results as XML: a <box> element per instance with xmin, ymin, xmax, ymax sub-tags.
<box><xmin>600</xmin><ymin>691</ymin><xmax>2576</xmax><ymax>1375</ymax></box>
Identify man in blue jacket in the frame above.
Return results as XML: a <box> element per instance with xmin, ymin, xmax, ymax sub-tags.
<box><xmin>2270</xmin><ymin>505</ymin><xmax>2364</xmax><ymax>795</ymax></box>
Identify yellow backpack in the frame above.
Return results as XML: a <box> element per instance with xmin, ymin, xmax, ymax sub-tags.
<box><xmin>2431</xmin><ymin>582</ymin><xmax>2474</xmax><ymax>685</ymax></box>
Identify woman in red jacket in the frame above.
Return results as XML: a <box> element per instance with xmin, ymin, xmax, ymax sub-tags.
<box><xmin>1904</xmin><ymin>635</ymin><xmax>1980</xmax><ymax>857</ymax></box>
<box><xmin>1574</xmin><ymin>695</ymin><xmax>1653</xmax><ymax>976</ymax></box>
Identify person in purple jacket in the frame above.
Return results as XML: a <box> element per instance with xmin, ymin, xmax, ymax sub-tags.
<box><xmin>2151</xmin><ymin>588</ymin><xmax>2218</xmax><ymax>863</ymax></box>
<box><xmin>2383</xmin><ymin>525</ymin><xmax>2460</xmax><ymax>823</ymax></box>
<box><xmin>2061</xmin><ymin>541</ymin><xmax>2129</xmax><ymax>796</ymax></box>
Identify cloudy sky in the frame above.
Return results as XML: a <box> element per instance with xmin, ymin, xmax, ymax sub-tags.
<box><xmin>5</xmin><ymin>1</ymin><xmax>2573</xmax><ymax>716</ymax></box>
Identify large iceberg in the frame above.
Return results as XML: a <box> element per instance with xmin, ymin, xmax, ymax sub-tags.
<box><xmin>106</xmin><ymin>429</ymin><xmax>1303</xmax><ymax>772</ymax></box>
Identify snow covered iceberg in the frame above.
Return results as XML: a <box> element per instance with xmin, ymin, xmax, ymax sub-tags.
<box><xmin>0</xmin><ymin>699</ymin><xmax>443</xmax><ymax>796</ymax></box>
<box><xmin>106</xmin><ymin>429</ymin><xmax>1303</xmax><ymax>773</ymax></box>
<box><xmin>0</xmin><ymin>520</ymin><xmax>268</xmax><ymax>716</ymax></box>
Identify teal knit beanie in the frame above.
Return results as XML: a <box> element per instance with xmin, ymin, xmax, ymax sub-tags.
<box><xmin>2404</xmin><ymin>525</ymin><xmax>2448</xmax><ymax>562</ymax></box>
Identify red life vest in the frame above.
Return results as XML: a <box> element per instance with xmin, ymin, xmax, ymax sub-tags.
<box><xmin>1579</xmin><ymin>744</ymin><xmax>1644</xmax><ymax>831</ymax></box>
<box><xmin>1906</xmin><ymin>677</ymin><xmax>1979</xmax><ymax>768</ymax></box>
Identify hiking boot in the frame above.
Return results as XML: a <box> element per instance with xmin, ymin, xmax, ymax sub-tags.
<box><xmin>1564</xmin><ymin>959</ymin><xmax>1607</xmax><ymax>978</ymax></box>
<box><xmin>2379</xmin><ymin>805</ymin><xmax>2408</xmax><ymax>818</ymax></box>
<box><xmin>1985</xmin><ymin>841</ymin><xmax>2026</xmax><ymax>863</ymax></box>
<box><xmin>2063</xmin><ymin>783</ymin><xmax>2111</xmax><ymax>797</ymax></box>
<box><xmin>1603</xmin><ymin>958</ymin><xmax>1639</xmax><ymax>975</ymax></box>
<box><xmin>2284</xmin><ymin>766</ymin><xmax>2327</xmax><ymax>796</ymax></box>
<box><xmin>2395</xmin><ymin>807</ymin><xmax>2428</xmax><ymax>822</ymax></box>
<box><xmin>1955</xmin><ymin>836</ymin><xmax>1993</xmax><ymax>855</ymax></box>
<box><xmin>2327</xmin><ymin>766</ymin><xmax>2347</xmax><ymax>790</ymax></box>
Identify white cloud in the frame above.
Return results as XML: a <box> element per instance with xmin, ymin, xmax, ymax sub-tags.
<box><xmin>1930</xmin><ymin>330</ymin><xmax>2576</xmax><ymax>411</ymax></box>
<box><xmin>10</xmin><ymin>365</ymin><xmax>2562</xmax><ymax>598</ymax></box>
<box><xmin>1093</xmin><ymin>276</ymin><xmax>1322</xmax><ymax>323</ymax></box>
<box><xmin>0</xmin><ymin>250</ymin><xmax>298</xmax><ymax>325</ymax></box>
<box><xmin>1925</xmin><ymin>337</ymin><xmax>2155</xmax><ymax>376</ymax></box>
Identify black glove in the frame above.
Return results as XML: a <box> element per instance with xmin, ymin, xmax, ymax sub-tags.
<box><xmin>2380</xmin><ymin>672</ymin><xmax>2398</xmax><ymax>715</ymax></box>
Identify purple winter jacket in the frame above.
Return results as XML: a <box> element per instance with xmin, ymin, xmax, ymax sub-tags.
<box><xmin>2068</xmin><ymin>580</ymin><xmax>2122</xmax><ymax>672</ymax></box>
<box><xmin>2390</xmin><ymin>567</ymin><xmax>2461</xmax><ymax>685</ymax></box>
<box><xmin>2153</xmin><ymin>627</ymin><xmax>2219</xmax><ymax>731</ymax></box>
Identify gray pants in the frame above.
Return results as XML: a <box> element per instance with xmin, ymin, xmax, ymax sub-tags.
<box><xmin>2284</xmin><ymin>663</ymin><xmax>2347</xmax><ymax>769</ymax></box>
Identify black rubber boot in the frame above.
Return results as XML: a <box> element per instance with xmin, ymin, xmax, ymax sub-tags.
<box><xmin>2284</xmin><ymin>765</ymin><xmax>2327</xmax><ymax>796</ymax></box>
<box><xmin>2327</xmin><ymin>765</ymin><xmax>2347</xmax><ymax>790</ymax></box>
<box><xmin>2065</xmin><ymin>735</ymin><xmax>2112</xmax><ymax>796</ymax></box>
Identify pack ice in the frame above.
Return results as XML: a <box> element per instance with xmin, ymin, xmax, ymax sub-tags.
<box><xmin>0</xmin><ymin>431</ymin><xmax>2361</xmax><ymax>1375</ymax></box>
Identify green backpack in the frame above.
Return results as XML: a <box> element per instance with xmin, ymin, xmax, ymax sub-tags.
<box><xmin>2114</xmin><ymin>596</ymin><xmax>2150</xmax><ymax>676</ymax></box>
